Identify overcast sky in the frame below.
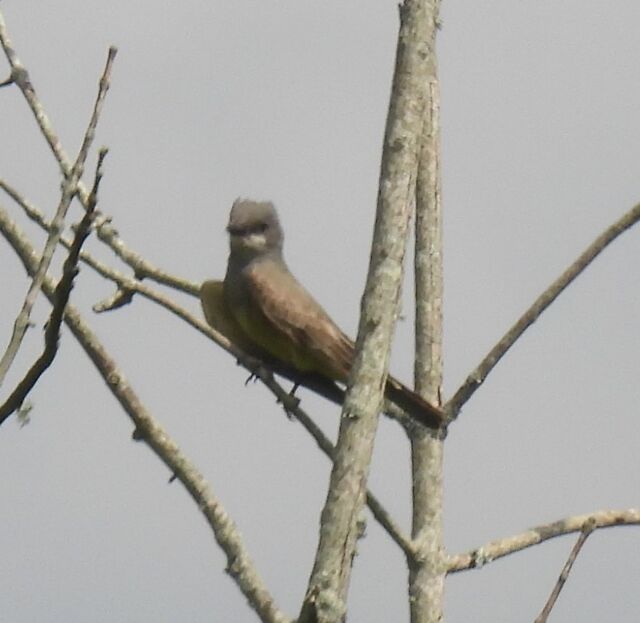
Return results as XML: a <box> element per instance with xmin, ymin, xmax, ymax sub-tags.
<box><xmin>0</xmin><ymin>2</ymin><xmax>639</xmax><ymax>622</ymax></box>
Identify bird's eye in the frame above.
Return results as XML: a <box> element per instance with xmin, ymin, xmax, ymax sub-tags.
<box><xmin>256</xmin><ymin>222</ymin><xmax>268</xmax><ymax>233</ymax></box>
<box><xmin>227</xmin><ymin>225</ymin><xmax>245</xmax><ymax>236</ymax></box>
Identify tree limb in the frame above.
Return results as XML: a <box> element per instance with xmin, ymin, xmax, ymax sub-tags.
<box><xmin>0</xmin><ymin>45</ymin><xmax>116</xmax><ymax>385</ymax></box>
<box><xmin>0</xmin><ymin>150</ymin><xmax>107</xmax><ymax>424</ymax></box>
<box><xmin>93</xmin><ymin>212</ymin><xmax>200</xmax><ymax>294</ymax></box>
<box><xmin>409</xmin><ymin>3</ymin><xmax>445</xmax><ymax>621</ymax></box>
<box><xmin>0</xmin><ymin>10</ymin><xmax>97</xmax><ymax>201</ymax></box>
<box><xmin>300</xmin><ymin>1</ymin><xmax>438</xmax><ymax>620</ymax></box>
<box><xmin>446</xmin><ymin>201</ymin><xmax>640</xmax><ymax>419</ymax></box>
<box><xmin>447</xmin><ymin>508</ymin><xmax>640</xmax><ymax>572</ymax></box>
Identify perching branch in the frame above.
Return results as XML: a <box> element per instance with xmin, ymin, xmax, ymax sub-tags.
<box><xmin>0</xmin><ymin>204</ymin><xmax>290</xmax><ymax>623</ymax></box>
<box><xmin>446</xmin><ymin>201</ymin><xmax>640</xmax><ymax>419</ymax></box>
<box><xmin>0</xmin><ymin>150</ymin><xmax>107</xmax><ymax>424</ymax></box>
<box><xmin>92</xmin><ymin>213</ymin><xmax>200</xmax><ymax>294</ymax></box>
<box><xmin>447</xmin><ymin>508</ymin><xmax>640</xmax><ymax>573</ymax></box>
<box><xmin>0</xmin><ymin>44</ymin><xmax>116</xmax><ymax>386</ymax></box>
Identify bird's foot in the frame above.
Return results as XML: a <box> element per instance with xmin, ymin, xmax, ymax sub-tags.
<box><xmin>244</xmin><ymin>372</ymin><xmax>259</xmax><ymax>385</ymax></box>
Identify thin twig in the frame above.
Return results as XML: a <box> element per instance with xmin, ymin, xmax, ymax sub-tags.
<box><xmin>446</xmin><ymin>202</ymin><xmax>640</xmax><ymax>419</ymax></box>
<box><xmin>534</xmin><ymin>518</ymin><xmax>596</xmax><ymax>623</ymax></box>
<box><xmin>0</xmin><ymin>12</ymin><xmax>190</xmax><ymax>313</ymax></box>
<box><xmin>0</xmin><ymin>11</ymin><xmax>68</xmax><ymax>172</ymax></box>
<box><xmin>0</xmin><ymin>11</ymin><xmax>195</xmax><ymax>301</ymax></box>
<box><xmin>447</xmin><ymin>508</ymin><xmax>640</xmax><ymax>573</ymax></box>
<box><xmin>0</xmin><ymin>46</ymin><xmax>117</xmax><ymax>386</ymax></box>
<box><xmin>0</xmin><ymin>12</ymin><xmax>193</xmax><ymax>296</ymax></box>
<box><xmin>0</xmin><ymin>11</ymin><xmax>110</xmax><ymax>203</ymax></box>
<box><xmin>0</xmin><ymin>204</ymin><xmax>290</xmax><ymax>623</ymax></box>
<box><xmin>92</xmin><ymin>213</ymin><xmax>200</xmax><ymax>294</ymax></box>
<box><xmin>0</xmin><ymin>151</ymin><xmax>107</xmax><ymax>424</ymax></box>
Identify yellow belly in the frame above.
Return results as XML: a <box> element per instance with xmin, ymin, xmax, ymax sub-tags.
<box><xmin>232</xmin><ymin>304</ymin><xmax>324</xmax><ymax>375</ymax></box>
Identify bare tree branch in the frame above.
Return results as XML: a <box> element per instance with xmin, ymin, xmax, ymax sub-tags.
<box><xmin>0</xmin><ymin>204</ymin><xmax>291</xmax><ymax>623</ymax></box>
<box><xmin>534</xmin><ymin>518</ymin><xmax>596</xmax><ymax>623</ymax></box>
<box><xmin>0</xmin><ymin>10</ymin><xmax>70</xmax><ymax>174</ymax></box>
<box><xmin>0</xmin><ymin>45</ymin><xmax>116</xmax><ymax>386</ymax></box>
<box><xmin>0</xmin><ymin>10</ymin><xmax>98</xmax><ymax>203</ymax></box>
<box><xmin>409</xmin><ymin>3</ymin><xmax>445</xmax><ymax>621</ymax></box>
<box><xmin>0</xmin><ymin>184</ymin><xmax>198</xmax><ymax>298</ymax></box>
<box><xmin>92</xmin><ymin>213</ymin><xmax>200</xmax><ymax>294</ymax></box>
<box><xmin>1</xmin><ymin>8</ymin><xmax>637</xmax><ymax>623</ymax></box>
<box><xmin>300</xmin><ymin>1</ymin><xmax>439</xmax><ymax>620</ymax></box>
<box><xmin>447</xmin><ymin>508</ymin><xmax>640</xmax><ymax>573</ymax></box>
<box><xmin>446</xmin><ymin>201</ymin><xmax>640</xmax><ymax>419</ymax></box>
<box><xmin>0</xmin><ymin>7</ymin><xmax>199</xmax><ymax>366</ymax></box>
<box><xmin>0</xmin><ymin>150</ymin><xmax>107</xmax><ymax>424</ymax></box>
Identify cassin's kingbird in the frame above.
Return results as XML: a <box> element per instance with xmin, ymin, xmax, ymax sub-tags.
<box><xmin>201</xmin><ymin>199</ymin><xmax>443</xmax><ymax>429</ymax></box>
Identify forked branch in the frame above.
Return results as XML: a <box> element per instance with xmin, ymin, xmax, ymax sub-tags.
<box><xmin>0</xmin><ymin>150</ymin><xmax>107</xmax><ymax>424</ymax></box>
<box><xmin>0</xmin><ymin>46</ymin><xmax>116</xmax><ymax>385</ymax></box>
<box><xmin>448</xmin><ymin>508</ymin><xmax>640</xmax><ymax>572</ymax></box>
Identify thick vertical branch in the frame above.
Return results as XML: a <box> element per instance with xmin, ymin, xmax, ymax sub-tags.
<box><xmin>300</xmin><ymin>2</ymin><xmax>436</xmax><ymax>621</ymax></box>
<box><xmin>410</xmin><ymin>3</ymin><xmax>445</xmax><ymax>621</ymax></box>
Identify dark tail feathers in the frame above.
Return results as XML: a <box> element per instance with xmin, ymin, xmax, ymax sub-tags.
<box><xmin>384</xmin><ymin>377</ymin><xmax>444</xmax><ymax>429</ymax></box>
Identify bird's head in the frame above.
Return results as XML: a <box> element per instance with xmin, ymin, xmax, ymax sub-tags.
<box><xmin>226</xmin><ymin>199</ymin><xmax>284</xmax><ymax>259</ymax></box>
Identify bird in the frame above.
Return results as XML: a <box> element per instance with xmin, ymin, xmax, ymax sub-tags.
<box><xmin>200</xmin><ymin>199</ymin><xmax>443</xmax><ymax>429</ymax></box>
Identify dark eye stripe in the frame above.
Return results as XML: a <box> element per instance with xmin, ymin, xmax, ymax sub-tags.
<box><xmin>227</xmin><ymin>223</ymin><xmax>268</xmax><ymax>236</ymax></box>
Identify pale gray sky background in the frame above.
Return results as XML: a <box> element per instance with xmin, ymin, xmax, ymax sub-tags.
<box><xmin>0</xmin><ymin>2</ymin><xmax>638</xmax><ymax>622</ymax></box>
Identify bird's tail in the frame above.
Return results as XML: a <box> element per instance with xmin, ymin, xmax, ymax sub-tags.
<box><xmin>384</xmin><ymin>376</ymin><xmax>444</xmax><ymax>429</ymax></box>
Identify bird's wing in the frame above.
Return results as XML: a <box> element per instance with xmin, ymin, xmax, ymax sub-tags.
<box><xmin>200</xmin><ymin>280</ymin><xmax>259</xmax><ymax>353</ymax></box>
<box><xmin>244</xmin><ymin>260</ymin><xmax>354</xmax><ymax>380</ymax></box>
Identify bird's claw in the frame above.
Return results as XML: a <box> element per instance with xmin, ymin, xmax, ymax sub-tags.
<box><xmin>244</xmin><ymin>372</ymin><xmax>258</xmax><ymax>385</ymax></box>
